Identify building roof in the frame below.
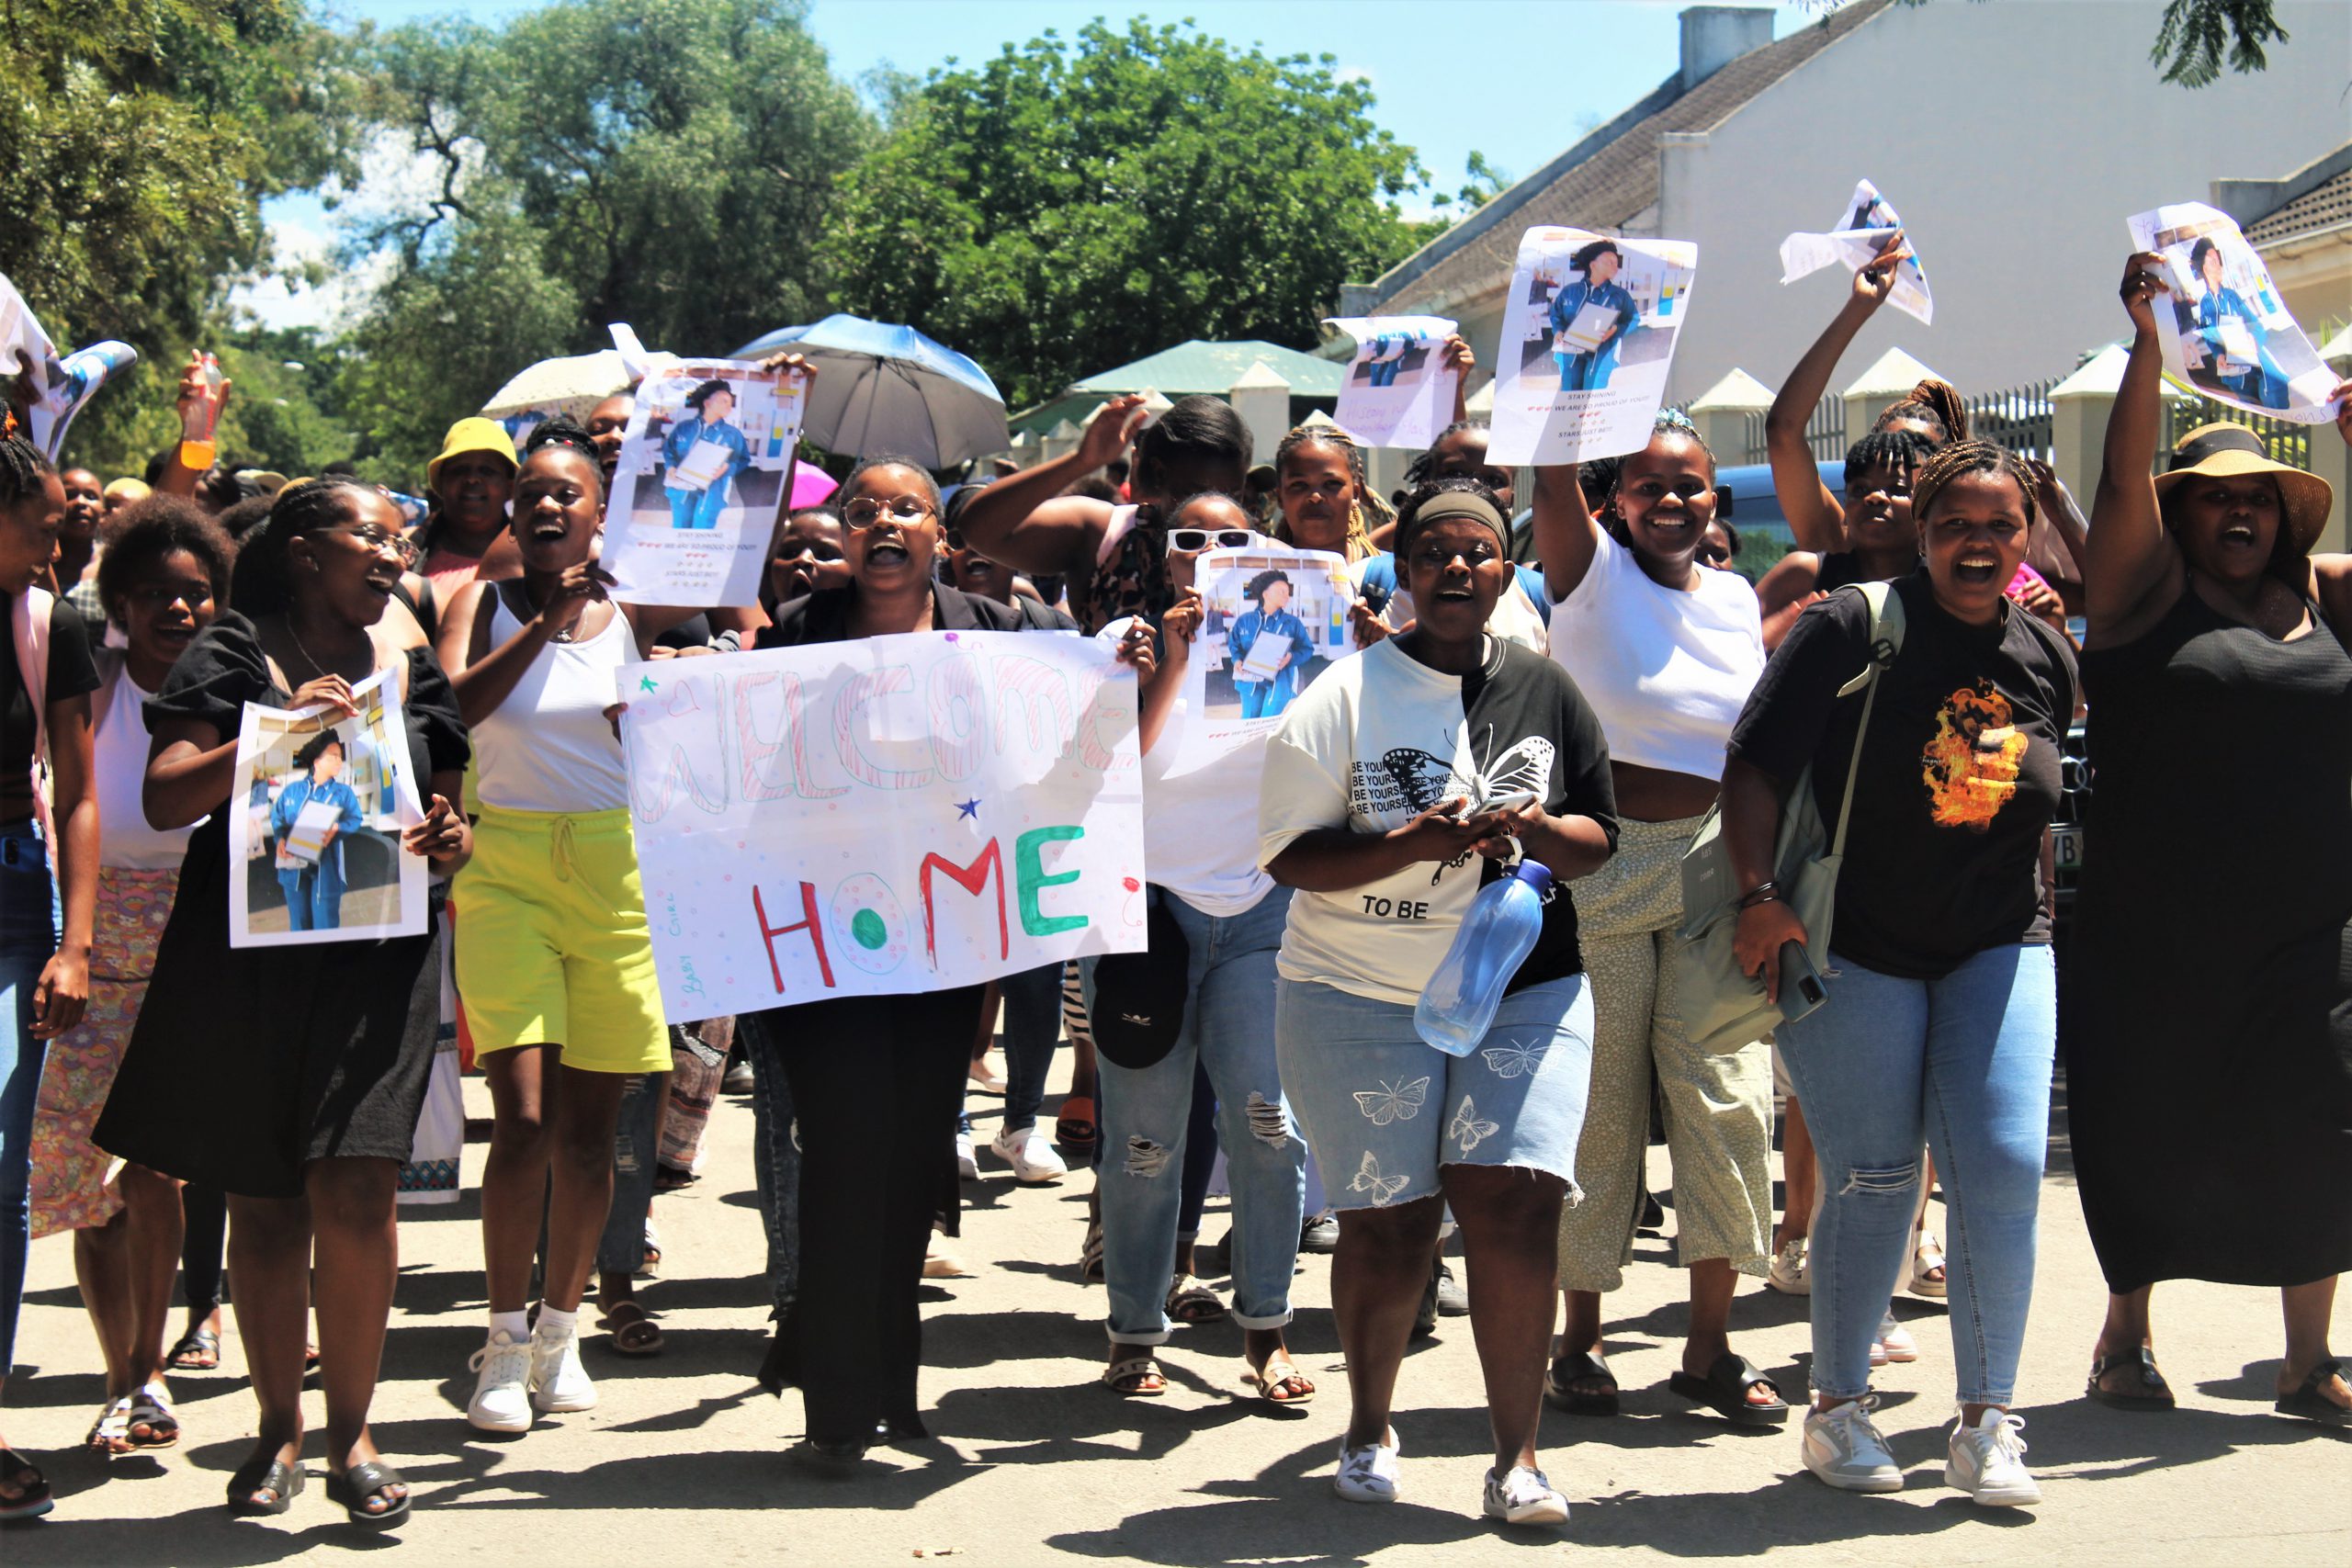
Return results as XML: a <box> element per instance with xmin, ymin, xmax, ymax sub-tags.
<box><xmin>2245</xmin><ymin>164</ymin><xmax>2352</xmax><ymax>246</ymax></box>
<box><xmin>1363</xmin><ymin>0</ymin><xmax>1888</xmax><ymax>316</ymax></box>
<box><xmin>1012</xmin><ymin>339</ymin><xmax>1343</xmax><ymax>434</ymax></box>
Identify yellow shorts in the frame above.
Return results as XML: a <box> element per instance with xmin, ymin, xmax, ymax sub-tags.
<box><xmin>454</xmin><ymin>805</ymin><xmax>671</xmax><ymax>1074</ymax></box>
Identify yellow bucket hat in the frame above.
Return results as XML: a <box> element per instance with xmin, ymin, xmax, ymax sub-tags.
<box><xmin>427</xmin><ymin>417</ymin><xmax>519</xmax><ymax>492</ymax></box>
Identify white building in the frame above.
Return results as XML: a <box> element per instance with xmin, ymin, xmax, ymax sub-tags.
<box><xmin>1351</xmin><ymin>0</ymin><xmax>2352</xmax><ymax>409</ymax></box>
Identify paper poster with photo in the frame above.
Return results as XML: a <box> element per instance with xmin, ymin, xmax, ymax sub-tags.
<box><xmin>226</xmin><ymin>668</ymin><xmax>427</xmax><ymax>949</ymax></box>
<box><xmin>616</xmin><ymin>631</ymin><xmax>1146</xmax><ymax>1018</ymax></box>
<box><xmin>1324</xmin><ymin>314</ymin><xmax>1459</xmax><ymax>449</ymax></box>
<box><xmin>2128</xmin><ymin>202</ymin><xmax>2337</xmax><ymax>425</ymax></box>
<box><xmin>1487</xmin><ymin>227</ymin><xmax>1700</xmax><ymax>467</ymax></box>
<box><xmin>1779</xmin><ymin>177</ymin><xmax>1932</xmax><ymax>325</ymax></box>
<box><xmin>603</xmin><ymin>357</ymin><xmax>810</xmax><ymax>606</ymax></box>
<box><xmin>1166</xmin><ymin>544</ymin><xmax>1358</xmax><ymax>775</ymax></box>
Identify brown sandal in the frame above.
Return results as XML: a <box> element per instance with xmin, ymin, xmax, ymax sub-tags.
<box><xmin>600</xmin><ymin>1301</ymin><xmax>665</xmax><ymax>1357</ymax></box>
<box><xmin>1102</xmin><ymin>1354</ymin><xmax>1166</xmax><ymax>1396</ymax></box>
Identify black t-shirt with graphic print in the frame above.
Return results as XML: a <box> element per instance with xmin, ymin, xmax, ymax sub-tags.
<box><xmin>1726</xmin><ymin>570</ymin><xmax>2076</xmax><ymax>980</ymax></box>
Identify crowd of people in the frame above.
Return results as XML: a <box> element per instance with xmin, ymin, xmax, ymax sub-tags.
<box><xmin>0</xmin><ymin>234</ymin><xmax>2346</xmax><ymax>1533</ymax></box>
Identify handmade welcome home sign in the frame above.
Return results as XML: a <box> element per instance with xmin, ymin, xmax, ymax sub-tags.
<box><xmin>616</xmin><ymin>631</ymin><xmax>1147</xmax><ymax>1018</ymax></box>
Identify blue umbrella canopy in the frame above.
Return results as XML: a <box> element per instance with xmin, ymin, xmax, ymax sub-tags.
<box><xmin>729</xmin><ymin>313</ymin><xmax>1008</xmax><ymax>469</ymax></box>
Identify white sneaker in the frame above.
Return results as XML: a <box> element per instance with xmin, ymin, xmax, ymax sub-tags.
<box><xmin>991</xmin><ymin>1124</ymin><xmax>1068</xmax><ymax>1183</ymax></box>
<box><xmin>1333</xmin><ymin>1427</ymin><xmax>1402</xmax><ymax>1503</ymax></box>
<box><xmin>529</xmin><ymin>1323</ymin><xmax>596</xmax><ymax>1414</ymax></box>
<box><xmin>1767</xmin><ymin>1236</ymin><xmax>1810</xmax><ymax>1295</ymax></box>
<box><xmin>956</xmin><ymin>1127</ymin><xmax>978</xmax><ymax>1181</ymax></box>
<box><xmin>1877</xmin><ymin>1311</ymin><xmax>1919</xmax><ymax>1364</ymax></box>
<box><xmin>466</xmin><ymin>1331</ymin><xmax>534</xmax><ymax>1433</ymax></box>
<box><xmin>1802</xmin><ymin>1396</ymin><xmax>1904</xmax><ymax>1493</ymax></box>
<box><xmin>1482</xmin><ymin>1464</ymin><xmax>1569</xmax><ymax>1527</ymax></box>
<box><xmin>1946</xmin><ymin>1406</ymin><xmax>2041</xmax><ymax>1506</ymax></box>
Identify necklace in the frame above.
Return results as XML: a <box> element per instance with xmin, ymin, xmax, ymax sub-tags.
<box><xmin>285</xmin><ymin>613</ymin><xmax>371</xmax><ymax>683</ymax></box>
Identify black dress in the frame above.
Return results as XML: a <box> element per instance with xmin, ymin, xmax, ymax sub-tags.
<box><xmin>2066</xmin><ymin>586</ymin><xmax>2352</xmax><ymax>1292</ymax></box>
<box><xmin>94</xmin><ymin>615</ymin><xmax>469</xmax><ymax>1200</ymax></box>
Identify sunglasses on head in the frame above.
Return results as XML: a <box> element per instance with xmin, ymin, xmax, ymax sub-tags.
<box><xmin>1167</xmin><ymin>528</ymin><xmax>1255</xmax><ymax>555</ymax></box>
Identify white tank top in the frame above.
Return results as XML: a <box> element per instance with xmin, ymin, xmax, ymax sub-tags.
<box><xmin>97</xmin><ymin>667</ymin><xmax>198</xmax><ymax>870</ymax></box>
<box><xmin>470</xmin><ymin>592</ymin><xmax>633</xmax><ymax>812</ymax></box>
<box><xmin>1548</xmin><ymin>528</ymin><xmax>1763</xmax><ymax>782</ymax></box>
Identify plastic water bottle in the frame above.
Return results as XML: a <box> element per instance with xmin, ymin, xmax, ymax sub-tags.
<box><xmin>178</xmin><ymin>352</ymin><xmax>225</xmax><ymax>472</ymax></box>
<box><xmin>1415</xmin><ymin>860</ymin><xmax>1553</xmax><ymax>1057</ymax></box>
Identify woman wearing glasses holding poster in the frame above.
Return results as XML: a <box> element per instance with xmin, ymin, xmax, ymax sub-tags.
<box><xmin>740</xmin><ymin>455</ymin><xmax>1153</xmax><ymax>1471</ymax></box>
<box><xmin>95</xmin><ymin>478</ymin><xmax>471</xmax><ymax>1527</ymax></box>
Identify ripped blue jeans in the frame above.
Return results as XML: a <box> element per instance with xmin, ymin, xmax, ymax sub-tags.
<box><xmin>1089</xmin><ymin>886</ymin><xmax>1304</xmax><ymax>1345</ymax></box>
<box><xmin>594</xmin><ymin>1066</ymin><xmax>668</xmax><ymax>1280</ymax></box>
<box><xmin>1776</xmin><ymin>943</ymin><xmax>2055</xmax><ymax>1404</ymax></box>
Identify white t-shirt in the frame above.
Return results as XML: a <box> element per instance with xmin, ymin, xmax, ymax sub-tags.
<box><xmin>1258</xmin><ymin>636</ymin><xmax>1617</xmax><ymax>1008</ymax></box>
<box><xmin>1098</xmin><ymin>617</ymin><xmax>1272</xmax><ymax>918</ymax></box>
<box><xmin>1547</xmin><ymin>529</ymin><xmax>1763</xmax><ymax>782</ymax></box>
<box><xmin>96</xmin><ymin>664</ymin><xmax>198</xmax><ymax>871</ymax></box>
<box><xmin>470</xmin><ymin>594</ymin><xmax>632</xmax><ymax>812</ymax></box>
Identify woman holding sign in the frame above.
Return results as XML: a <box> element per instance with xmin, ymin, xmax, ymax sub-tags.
<box><xmin>738</xmin><ymin>454</ymin><xmax>1153</xmax><ymax>1470</ymax></box>
<box><xmin>96</xmin><ymin>477</ymin><xmax>471</xmax><ymax>1526</ymax></box>
<box><xmin>662</xmin><ymin>379</ymin><xmax>752</xmax><ymax>532</ymax></box>
<box><xmin>435</xmin><ymin>420</ymin><xmax>714</xmax><ymax>1437</ymax></box>
<box><xmin>1261</xmin><ymin>483</ymin><xmax>1617</xmax><ymax>1527</ymax></box>
<box><xmin>1529</xmin><ymin>412</ymin><xmax>1785</xmax><ymax>1431</ymax></box>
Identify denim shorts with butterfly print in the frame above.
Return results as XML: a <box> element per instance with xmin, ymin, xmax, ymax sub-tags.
<box><xmin>1273</xmin><ymin>975</ymin><xmax>1593</xmax><ymax>1213</ymax></box>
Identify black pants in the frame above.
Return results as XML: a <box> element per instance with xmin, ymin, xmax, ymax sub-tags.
<box><xmin>760</xmin><ymin>986</ymin><xmax>980</xmax><ymax>1445</ymax></box>
<box><xmin>181</xmin><ymin>1183</ymin><xmax>227</xmax><ymax>1317</ymax></box>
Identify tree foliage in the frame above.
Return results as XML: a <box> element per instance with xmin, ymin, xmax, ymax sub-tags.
<box><xmin>818</xmin><ymin>20</ymin><xmax>1434</xmax><ymax>410</ymax></box>
<box><xmin>2149</xmin><ymin>0</ymin><xmax>2290</xmax><ymax>86</ymax></box>
<box><xmin>334</xmin><ymin>0</ymin><xmax>871</xmax><ymax>476</ymax></box>
<box><xmin>0</xmin><ymin>0</ymin><xmax>353</xmax><ymax>473</ymax></box>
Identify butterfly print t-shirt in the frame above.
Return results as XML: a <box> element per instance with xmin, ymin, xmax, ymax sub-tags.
<box><xmin>1259</xmin><ymin>636</ymin><xmax>1619</xmax><ymax>1008</ymax></box>
<box><xmin>1727</xmin><ymin>570</ymin><xmax>2076</xmax><ymax>981</ymax></box>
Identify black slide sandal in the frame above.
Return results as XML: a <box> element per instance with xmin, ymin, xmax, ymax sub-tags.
<box><xmin>226</xmin><ymin>1455</ymin><xmax>304</xmax><ymax>1516</ymax></box>
<box><xmin>2275</xmin><ymin>1358</ymin><xmax>2352</xmax><ymax>1427</ymax></box>
<box><xmin>2086</xmin><ymin>1348</ymin><xmax>2176</xmax><ymax>1410</ymax></box>
<box><xmin>1544</xmin><ymin>1348</ymin><xmax>1620</xmax><ymax>1416</ymax></box>
<box><xmin>1668</xmin><ymin>1352</ymin><xmax>1792</xmax><ymax>1427</ymax></box>
<box><xmin>326</xmin><ymin>1461</ymin><xmax>412</xmax><ymax>1529</ymax></box>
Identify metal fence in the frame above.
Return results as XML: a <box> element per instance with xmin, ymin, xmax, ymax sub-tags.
<box><xmin>1962</xmin><ymin>378</ymin><xmax>2056</xmax><ymax>463</ymax></box>
<box><xmin>1741</xmin><ymin>397</ymin><xmax>1844</xmax><ymax>467</ymax></box>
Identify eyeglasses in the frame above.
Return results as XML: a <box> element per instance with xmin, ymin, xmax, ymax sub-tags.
<box><xmin>842</xmin><ymin>496</ymin><xmax>935</xmax><ymax>530</ymax></box>
<box><xmin>324</xmin><ymin>525</ymin><xmax>421</xmax><ymax>566</ymax></box>
<box><xmin>1167</xmin><ymin>528</ymin><xmax>1255</xmax><ymax>554</ymax></box>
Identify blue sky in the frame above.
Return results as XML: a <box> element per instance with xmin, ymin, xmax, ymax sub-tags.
<box><xmin>249</xmin><ymin>1</ymin><xmax>1810</xmax><ymax>329</ymax></box>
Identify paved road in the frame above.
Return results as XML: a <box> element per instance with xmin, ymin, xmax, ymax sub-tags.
<box><xmin>7</xmin><ymin>1062</ymin><xmax>2347</xmax><ymax>1565</ymax></box>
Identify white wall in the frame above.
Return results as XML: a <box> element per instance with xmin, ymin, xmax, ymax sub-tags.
<box><xmin>1657</xmin><ymin>0</ymin><xmax>2352</xmax><ymax>406</ymax></box>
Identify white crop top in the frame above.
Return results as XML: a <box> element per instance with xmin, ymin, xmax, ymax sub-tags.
<box><xmin>1548</xmin><ymin>529</ymin><xmax>1763</xmax><ymax>783</ymax></box>
<box><xmin>97</xmin><ymin>667</ymin><xmax>198</xmax><ymax>870</ymax></box>
<box><xmin>469</xmin><ymin>594</ymin><xmax>633</xmax><ymax>812</ymax></box>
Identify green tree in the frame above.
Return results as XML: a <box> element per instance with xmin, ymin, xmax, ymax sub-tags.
<box><xmin>818</xmin><ymin>20</ymin><xmax>1433</xmax><ymax>410</ymax></box>
<box><xmin>0</xmin><ymin>0</ymin><xmax>353</xmax><ymax>474</ymax></box>
<box><xmin>1871</xmin><ymin>0</ymin><xmax>2292</xmax><ymax>87</ymax></box>
<box><xmin>336</xmin><ymin>0</ymin><xmax>872</xmax><ymax>478</ymax></box>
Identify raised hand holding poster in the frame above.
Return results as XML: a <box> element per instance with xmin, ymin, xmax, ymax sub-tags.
<box><xmin>1324</xmin><ymin>315</ymin><xmax>1459</xmax><ymax>449</ymax></box>
<box><xmin>227</xmin><ymin>669</ymin><xmax>428</xmax><ymax>948</ymax></box>
<box><xmin>617</xmin><ymin>632</ymin><xmax>1147</xmax><ymax>1018</ymax></box>
<box><xmin>604</xmin><ymin>356</ymin><xmax>809</xmax><ymax>606</ymax></box>
<box><xmin>2127</xmin><ymin>202</ymin><xmax>2338</xmax><ymax>424</ymax></box>
<box><xmin>1487</xmin><ymin>227</ymin><xmax>1699</xmax><ymax>467</ymax></box>
<box><xmin>1779</xmin><ymin>177</ymin><xmax>1933</xmax><ymax>325</ymax></box>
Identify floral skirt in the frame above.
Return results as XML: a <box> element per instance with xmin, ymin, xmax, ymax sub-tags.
<box><xmin>30</xmin><ymin>866</ymin><xmax>180</xmax><ymax>1237</ymax></box>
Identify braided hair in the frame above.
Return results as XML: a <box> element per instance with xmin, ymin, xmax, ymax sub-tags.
<box><xmin>1909</xmin><ymin>440</ymin><xmax>2038</xmax><ymax>530</ymax></box>
<box><xmin>524</xmin><ymin>412</ymin><xmax>601</xmax><ymax>465</ymax></box>
<box><xmin>1875</xmin><ymin>378</ymin><xmax>1968</xmax><ymax>446</ymax></box>
<box><xmin>1402</xmin><ymin>418</ymin><xmax>1491</xmax><ymax>491</ymax></box>
<box><xmin>1842</xmin><ymin>428</ymin><xmax>1938</xmax><ymax>493</ymax></box>
<box><xmin>1271</xmin><ymin>424</ymin><xmax>1376</xmax><ymax>561</ymax></box>
<box><xmin>0</xmin><ymin>434</ymin><xmax>55</xmax><ymax>510</ymax></box>
<box><xmin>230</xmin><ymin>477</ymin><xmax>379</xmax><ymax>616</ymax></box>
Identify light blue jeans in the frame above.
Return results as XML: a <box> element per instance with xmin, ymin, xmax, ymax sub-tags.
<box><xmin>0</xmin><ymin>824</ymin><xmax>60</xmax><ymax>1376</ymax></box>
<box><xmin>1776</xmin><ymin>943</ymin><xmax>2056</xmax><ymax>1405</ymax></box>
<box><xmin>1091</xmin><ymin>886</ymin><xmax>1303</xmax><ymax>1344</ymax></box>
